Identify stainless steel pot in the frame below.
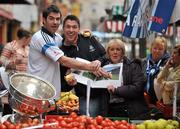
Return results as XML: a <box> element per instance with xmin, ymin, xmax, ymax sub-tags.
<box><xmin>9</xmin><ymin>73</ymin><xmax>56</xmax><ymax>116</ymax></box>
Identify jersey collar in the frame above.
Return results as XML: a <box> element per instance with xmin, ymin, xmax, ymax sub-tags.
<box><xmin>41</xmin><ymin>26</ymin><xmax>56</xmax><ymax>38</ymax></box>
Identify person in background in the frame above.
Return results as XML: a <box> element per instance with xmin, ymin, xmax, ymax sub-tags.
<box><xmin>0</xmin><ymin>28</ymin><xmax>31</xmax><ymax>90</ymax></box>
<box><xmin>142</xmin><ymin>36</ymin><xmax>170</xmax><ymax>107</ymax></box>
<box><xmin>0</xmin><ymin>28</ymin><xmax>31</xmax><ymax>73</ymax></box>
<box><xmin>0</xmin><ymin>28</ymin><xmax>31</xmax><ymax>115</ymax></box>
<box><xmin>106</xmin><ymin>39</ymin><xmax>149</xmax><ymax>119</ymax></box>
<box><xmin>60</xmin><ymin>14</ymin><xmax>109</xmax><ymax>117</ymax></box>
<box><xmin>28</xmin><ymin>5</ymin><xmax>109</xmax><ymax>100</ymax></box>
<box><xmin>156</xmin><ymin>44</ymin><xmax>180</xmax><ymax>105</ymax></box>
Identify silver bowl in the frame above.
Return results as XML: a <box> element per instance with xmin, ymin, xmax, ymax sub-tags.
<box><xmin>9</xmin><ymin>73</ymin><xmax>56</xmax><ymax>116</ymax></box>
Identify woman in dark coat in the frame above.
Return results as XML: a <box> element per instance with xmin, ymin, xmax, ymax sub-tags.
<box><xmin>142</xmin><ymin>37</ymin><xmax>170</xmax><ymax>106</ymax></box>
<box><xmin>106</xmin><ymin>39</ymin><xmax>149</xmax><ymax>119</ymax></box>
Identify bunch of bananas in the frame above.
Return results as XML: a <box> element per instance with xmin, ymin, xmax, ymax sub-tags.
<box><xmin>56</xmin><ymin>91</ymin><xmax>79</xmax><ymax>113</ymax></box>
<box><xmin>60</xmin><ymin>91</ymin><xmax>78</xmax><ymax>101</ymax></box>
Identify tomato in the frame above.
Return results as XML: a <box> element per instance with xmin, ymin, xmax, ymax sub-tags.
<box><xmin>59</xmin><ymin>120</ymin><xmax>67</xmax><ymax>127</ymax></box>
<box><xmin>119</xmin><ymin>124</ymin><xmax>130</xmax><ymax>129</ymax></box>
<box><xmin>8</xmin><ymin>124</ymin><xmax>16</xmax><ymax>129</ymax></box>
<box><xmin>101</xmin><ymin>120</ymin><xmax>107</xmax><ymax>127</ymax></box>
<box><xmin>57</xmin><ymin>116</ymin><xmax>64</xmax><ymax>123</ymax></box>
<box><xmin>87</xmin><ymin>124</ymin><xmax>96</xmax><ymax>129</ymax></box>
<box><xmin>65</xmin><ymin>117</ymin><xmax>73</xmax><ymax>123</ymax></box>
<box><xmin>71</xmin><ymin>122</ymin><xmax>80</xmax><ymax>127</ymax></box>
<box><xmin>72</xmin><ymin>127</ymin><xmax>78</xmax><ymax>129</ymax></box>
<box><xmin>114</xmin><ymin>120</ymin><xmax>121</xmax><ymax>126</ymax></box>
<box><xmin>121</xmin><ymin>120</ymin><xmax>128</xmax><ymax>125</ymax></box>
<box><xmin>70</xmin><ymin>112</ymin><xmax>78</xmax><ymax>118</ymax></box>
<box><xmin>129</xmin><ymin>124</ymin><xmax>137</xmax><ymax>129</ymax></box>
<box><xmin>75</xmin><ymin>116</ymin><xmax>86</xmax><ymax>123</ymax></box>
<box><xmin>95</xmin><ymin>115</ymin><xmax>103</xmax><ymax>124</ymax></box>
<box><xmin>79</xmin><ymin>124</ymin><xmax>85</xmax><ymax>129</ymax></box>
<box><xmin>0</xmin><ymin>124</ymin><xmax>7</xmax><ymax>129</ymax></box>
<box><xmin>15</xmin><ymin>124</ymin><xmax>21</xmax><ymax>129</ymax></box>
<box><xmin>86</xmin><ymin>117</ymin><xmax>93</xmax><ymax>124</ymax></box>
<box><xmin>95</xmin><ymin>125</ymin><xmax>102</xmax><ymax>129</ymax></box>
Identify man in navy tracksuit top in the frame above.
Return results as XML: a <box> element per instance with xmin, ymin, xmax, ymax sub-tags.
<box><xmin>60</xmin><ymin>15</ymin><xmax>109</xmax><ymax>117</ymax></box>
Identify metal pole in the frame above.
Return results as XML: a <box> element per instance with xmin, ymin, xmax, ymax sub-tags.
<box><xmin>139</xmin><ymin>38</ymin><xmax>147</xmax><ymax>58</ymax></box>
<box><xmin>173</xmin><ymin>83</ymin><xmax>178</xmax><ymax>118</ymax></box>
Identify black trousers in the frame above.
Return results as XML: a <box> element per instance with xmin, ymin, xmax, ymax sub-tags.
<box><xmin>108</xmin><ymin>102</ymin><xmax>128</xmax><ymax>117</ymax></box>
<box><xmin>2</xmin><ymin>104</ymin><xmax>12</xmax><ymax>115</ymax></box>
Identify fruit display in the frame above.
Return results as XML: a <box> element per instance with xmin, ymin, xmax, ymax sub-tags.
<box><xmin>136</xmin><ymin>119</ymin><xmax>179</xmax><ymax>129</ymax></box>
<box><xmin>56</xmin><ymin>91</ymin><xmax>79</xmax><ymax>113</ymax></box>
<box><xmin>0</xmin><ymin>117</ymin><xmax>40</xmax><ymax>129</ymax></box>
<box><xmin>43</xmin><ymin>112</ymin><xmax>137</xmax><ymax>129</ymax></box>
<box><xmin>64</xmin><ymin>73</ymin><xmax>74</xmax><ymax>82</ymax></box>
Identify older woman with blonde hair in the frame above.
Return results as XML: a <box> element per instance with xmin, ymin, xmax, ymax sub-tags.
<box><xmin>105</xmin><ymin>38</ymin><xmax>148</xmax><ymax>119</ymax></box>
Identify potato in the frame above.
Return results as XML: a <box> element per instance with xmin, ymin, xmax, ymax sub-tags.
<box><xmin>65</xmin><ymin>73</ymin><xmax>74</xmax><ymax>82</ymax></box>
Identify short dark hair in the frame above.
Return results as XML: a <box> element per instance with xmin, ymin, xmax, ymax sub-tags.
<box><xmin>42</xmin><ymin>4</ymin><xmax>62</xmax><ymax>19</ymax></box>
<box><xmin>17</xmin><ymin>28</ymin><xmax>31</xmax><ymax>39</ymax></box>
<box><xmin>63</xmin><ymin>15</ymin><xmax>80</xmax><ymax>28</ymax></box>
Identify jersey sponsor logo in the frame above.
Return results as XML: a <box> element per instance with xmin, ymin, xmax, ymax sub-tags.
<box><xmin>89</xmin><ymin>45</ymin><xmax>95</xmax><ymax>52</ymax></box>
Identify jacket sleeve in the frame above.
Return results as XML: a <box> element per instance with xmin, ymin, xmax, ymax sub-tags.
<box><xmin>114</xmin><ymin>62</ymin><xmax>146</xmax><ymax>99</ymax></box>
<box><xmin>90</xmin><ymin>36</ymin><xmax>107</xmax><ymax>66</ymax></box>
<box><xmin>156</xmin><ymin>67</ymin><xmax>170</xmax><ymax>84</ymax></box>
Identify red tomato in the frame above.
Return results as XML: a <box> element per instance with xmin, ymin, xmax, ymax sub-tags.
<box><xmin>121</xmin><ymin>120</ymin><xmax>128</xmax><ymax>125</ymax></box>
<box><xmin>0</xmin><ymin>124</ymin><xmax>7</xmax><ymax>129</ymax></box>
<box><xmin>59</xmin><ymin>120</ymin><xmax>67</xmax><ymax>127</ymax></box>
<box><xmin>71</xmin><ymin>122</ymin><xmax>80</xmax><ymax>127</ymax></box>
<box><xmin>15</xmin><ymin>124</ymin><xmax>21</xmax><ymax>129</ymax></box>
<box><xmin>65</xmin><ymin>117</ymin><xmax>73</xmax><ymax>123</ymax></box>
<box><xmin>114</xmin><ymin>120</ymin><xmax>121</xmax><ymax>126</ymax></box>
<box><xmin>95</xmin><ymin>115</ymin><xmax>103</xmax><ymax>124</ymax></box>
<box><xmin>79</xmin><ymin>124</ymin><xmax>85</xmax><ymax>129</ymax></box>
<box><xmin>129</xmin><ymin>124</ymin><xmax>137</xmax><ymax>129</ymax></box>
<box><xmin>76</xmin><ymin>116</ymin><xmax>86</xmax><ymax>123</ymax></box>
<box><xmin>101</xmin><ymin>120</ymin><xmax>107</xmax><ymax>127</ymax></box>
<box><xmin>118</xmin><ymin>124</ymin><xmax>129</xmax><ymax>129</ymax></box>
<box><xmin>8</xmin><ymin>124</ymin><xmax>16</xmax><ymax>129</ymax></box>
<box><xmin>15</xmin><ymin>123</ymin><xmax>22</xmax><ymax>129</ymax></box>
<box><xmin>57</xmin><ymin>116</ymin><xmax>64</xmax><ymax>123</ymax></box>
<box><xmin>87</xmin><ymin>124</ymin><xmax>96</xmax><ymax>129</ymax></box>
<box><xmin>70</xmin><ymin>112</ymin><xmax>78</xmax><ymax>118</ymax></box>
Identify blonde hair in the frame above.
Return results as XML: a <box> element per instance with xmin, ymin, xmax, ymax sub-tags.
<box><xmin>106</xmin><ymin>38</ymin><xmax>125</xmax><ymax>56</ymax></box>
<box><xmin>150</xmin><ymin>36</ymin><xmax>167</xmax><ymax>53</ymax></box>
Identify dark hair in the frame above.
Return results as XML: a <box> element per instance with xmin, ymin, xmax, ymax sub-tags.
<box><xmin>63</xmin><ymin>15</ymin><xmax>80</xmax><ymax>28</ymax></box>
<box><xmin>17</xmin><ymin>28</ymin><xmax>31</xmax><ymax>39</ymax></box>
<box><xmin>42</xmin><ymin>4</ymin><xmax>62</xmax><ymax>19</ymax></box>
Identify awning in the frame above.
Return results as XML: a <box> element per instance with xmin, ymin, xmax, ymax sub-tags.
<box><xmin>0</xmin><ymin>0</ymin><xmax>31</xmax><ymax>4</ymax></box>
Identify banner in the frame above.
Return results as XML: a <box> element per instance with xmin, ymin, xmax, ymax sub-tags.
<box><xmin>123</xmin><ymin>0</ymin><xmax>152</xmax><ymax>38</ymax></box>
<box><xmin>170</xmin><ymin>0</ymin><xmax>180</xmax><ymax>23</ymax></box>
<box><xmin>148</xmin><ymin>0</ymin><xmax>176</xmax><ymax>34</ymax></box>
<box><xmin>123</xmin><ymin>0</ymin><xmax>176</xmax><ymax>38</ymax></box>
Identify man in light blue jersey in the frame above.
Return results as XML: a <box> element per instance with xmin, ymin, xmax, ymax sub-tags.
<box><xmin>28</xmin><ymin>5</ymin><xmax>109</xmax><ymax>99</ymax></box>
